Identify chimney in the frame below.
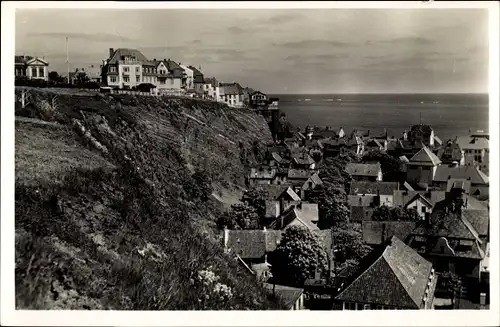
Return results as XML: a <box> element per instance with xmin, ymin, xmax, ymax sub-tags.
<box><xmin>109</xmin><ymin>48</ymin><xmax>114</xmax><ymax>58</ymax></box>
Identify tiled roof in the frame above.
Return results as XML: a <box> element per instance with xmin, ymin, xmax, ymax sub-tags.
<box><xmin>437</xmin><ymin>142</ymin><xmax>463</xmax><ymax>162</ymax></box>
<box><xmin>263</xmin><ymin>283</ymin><xmax>303</xmax><ymax>309</ymax></box>
<box><xmin>205</xmin><ymin>77</ymin><xmax>219</xmax><ymax>87</ymax></box>
<box><xmin>345</xmin><ymin>163</ymin><xmax>381</xmax><ymax>177</ymax></box>
<box><xmin>302</xmin><ymin>172</ymin><xmax>323</xmax><ymax>190</ymax></box>
<box><xmin>350</xmin><ymin>206</ymin><xmax>373</xmax><ymax>222</ymax></box>
<box><xmin>446</xmin><ymin>179</ymin><xmax>471</xmax><ymax>193</ymax></box>
<box><xmin>464</xmin><ymin>195</ymin><xmax>489</xmax><ymax>210</ymax></box>
<box><xmin>265</xmin><ymin>201</ymin><xmax>280</xmax><ymax>218</ymax></box>
<box><xmin>270</xmin><ymin>207</ymin><xmax>319</xmax><ymax>231</ymax></box>
<box><xmin>336</xmin><ymin>236</ymin><xmax>433</xmax><ymax>308</ymax></box>
<box><xmin>350</xmin><ymin>181</ymin><xmax>399</xmax><ymax>196</ymax></box>
<box><xmin>277</xmin><ymin>187</ymin><xmax>301</xmax><ymax>201</ymax></box>
<box><xmin>288</xmin><ymin>169</ymin><xmax>313</xmax><ymax>180</ymax></box>
<box><xmin>260</xmin><ymin>185</ymin><xmax>290</xmax><ymax>200</ymax></box>
<box><xmin>249</xmin><ymin>167</ymin><xmax>276</xmax><ymax>179</ymax></box>
<box><xmin>433</xmin><ymin>166</ymin><xmax>489</xmax><ymax>184</ymax></box>
<box><xmin>292</xmin><ymin>153</ymin><xmax>315</xmax><ymax>166</ymax></box>
<box><xmin>225</xmin><ymin>229</ymin><xmax>283</xmax><ymax>259</ymax></box>
<box><xmin>462</xmin><ymin>209</ymin><xmax>489</xmax><ymax>237</ymax></box>
<box><xmin>456</xmin><ymin>136</ymin><xmax>489</xmax><ymax>150</ymax></box>
<box><xmin>362</xmin><ymin>221</ymin><xmax>417</xmax><ymax>245</ymax></box>
<box><xmin>348</xmin><ymin>195</ymin><xmax>377</xmax><ymax>207</ymax></box>
<box><xmin>164</xmin><ymin>60</ymin><xmax>185</xmax><ymax>78</ymax></box>
<box><xmin>393</xmin><ymin>190</ymin><xmax>424</xmax><ymax>208</ymax></box>
<box><xmin>409</xmin><ymin>146</ymin><xmax>442</xmax><ymax>166</ymax></box>
<box><xmin>107</xmin><ymin>48</ymin><xmax>149</xmax><ymax>65</ymax></box>
<box><xmin>220</xmin><ymin>82</ymin><xmax>243</xmax><ymax>95</ymax></box>
<box><xmin>188</xmin><ymin>65</ymin><xmax>205</xmax><ymax>83</ymax></box>
<box><xmin>404</xmin><ymin>193</ymin><xmax>433</xmax><ymax>209</ymax></box>
<box><xmin>403</xmin><ymin>181</ymin><xmax>415</xmax><ymax>191</ymax></box>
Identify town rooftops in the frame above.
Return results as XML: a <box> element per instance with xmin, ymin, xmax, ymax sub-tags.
<box><xmin>446</xmin><ymin>178</ymin><xmax>472</xmax><ymax>193</ymax></box>
<box><xmin>462</xmin><ymin>209</ymin><xmax>489</xmax><ymax>237</ymax></box>
<box><xmin>408</xmin><ymin>146</ymin><xmax>442</xmax><ymax>166</ymax></box>
<box><xmin>393</xmin><ymin>190</ymin><xmax>425</xmax><ymax>208</ymax></box>
<box><xmin>292</xmin><ymin>153</ymin><xmax>315</xmax><ymax>166</ymax></box>
<box><xmin>220</xmin><ymin>82</ymin><xmax>244</xmax><ymax>95</ymax></box>
<box><xmin>456</xmin><ymin>135</ymin><xmax>489</xmax><ymax>150</ymax></box>
<box><xmin>269</xmin><ymin>206</ymin><xmax>319</xmax><ymax>231</ymax></box>
<box><xmin>249</xmin><ymin>167</ymin><xmax>276</xmax><ymax>180</ymax></box>
<box><xmin>362</xmin><ymin>221</ymin><xmax>417</xmax><ymax>246</ymax></box>
<box><xmin>335</xmin><ymin>236</ymin><xmax>434</xmax><ymax>309</ymax></box>
<box><xmin>263</xmin><ymin>283</ymin><xmax>304</xmax><ymax>309</ymax></box>
<box><xmin>224</xmin><ymin>229</ymin><xmax>283</xmax><ymax>259</ymax></box>
<box><xmin>164</xmin><ymin>60</ymin><xmax>185</xmax><ymax>78</ymax></box>
<box><xmin>433</xmin><ymin>166</ymin><xmax>489</xmax><ymax>184</ymax></box>
<box><xmin>288</xmin><ymin>168</ymin><xmax>313</xmax><ymax>180</ymax></box>
<box><xmin>345</xmin><ymin>163</ymin><xmax>382</xmax><ymax>177</ymax></box>
<box><xmin>350</xmin><ymin>181</ymin><xmax>399</xmax><ymax>196</ymax></box>
<box><xmin>348</xmin><ymin>195</ymin><xmax>377</xmax><ymax>207</ymax></box>
<box><xmin>106</xmin><ymin>48</ymin><xmax>149</xmax><ymax>65</ymax></box>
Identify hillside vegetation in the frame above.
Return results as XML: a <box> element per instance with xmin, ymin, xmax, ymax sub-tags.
<box><xmin>14</xmin><ymin>87</ymin><xmax>283</xmax><ymax>310</ymax></box>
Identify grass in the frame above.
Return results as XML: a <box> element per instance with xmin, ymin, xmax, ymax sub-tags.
<box><xmin>14</xmin><ymin>86</ymin><xmax>281</xmax><ymax>310</ymax></box>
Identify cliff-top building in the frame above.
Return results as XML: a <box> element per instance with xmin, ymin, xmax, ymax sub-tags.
<box><xmin>15</xmin><ymin>55</ymin><xmax>49</xmax><ymax>81</ymax></box>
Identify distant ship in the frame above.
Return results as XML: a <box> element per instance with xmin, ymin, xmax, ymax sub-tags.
<box><xmin>304</xmin><ymin>98</ymin><xmax>311</xmax><ymax>101</ymax></box>
<box><xmin>337</xmin><ymin>98</ymin><xmax>342</xmax><ymax>101</ymax></box>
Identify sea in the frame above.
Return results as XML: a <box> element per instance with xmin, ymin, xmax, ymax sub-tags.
<box><xmin>272</xmin><ymin>93</ymin><xmax>489</xmax><ymax>142</ymax></box>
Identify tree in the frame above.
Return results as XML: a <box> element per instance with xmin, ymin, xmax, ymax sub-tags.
<box><xmin>371</xmin><ymin>205</ymin><xmax>420</xmax><ymax>222</ymax></box>
<box><xmin>269</xmin><ymin>226</ymin><xmax>328</xmax><ymax>287</ymax></box>
<box><xmin>217</xmin><ymin>203</ymin><xmax>260</xmax><ymax>230</ymax></box>
<box><xmin>362</xmin><ymin>150</ymin><xmax>402</xmax><ymax>182</ymax></box>
<box><xmin>307</xmin><ymin>182</ymin><xmax>350</xmax><ymax>229</ymax></box>
<box><xmin>332</xmin><ymin>224</ymin><xmax>372</xmax><ymax>264</ymax></box>
<box><xmin>241</xmin><ymin>186</ymin><xmax>269</xmax><ymax>218</ymax></box>
<box><xmin>74</xmin><ymin>71</ymin><xmax>90</xmax><ymax>85</ymax></box>
<box><xmin>183</xmin><ymin>170</ymin><xmax>213</xmax><ymax>201</ymax></box>
<box><xmin>48</xmin><ymin>71</ymin><xmax>63</xmax><ymax>83</ymax></box>
<box><xmin>137</xmin><ymin>83</ymin><xmax>156</xmax><ymax>92</ymax></box>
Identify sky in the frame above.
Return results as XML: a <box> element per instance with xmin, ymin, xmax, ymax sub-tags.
<box><xmin>15</xmin><ymin>8</ymin><xmax>489</xmax><ymax>94</ymax></box>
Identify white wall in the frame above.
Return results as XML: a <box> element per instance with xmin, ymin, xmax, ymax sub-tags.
<box><xmin>180</xmin><ymin>65</ymin><xmax>194</xmax><ymax>89</ymax></box>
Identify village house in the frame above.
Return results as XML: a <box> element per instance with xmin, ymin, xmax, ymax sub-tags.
<box><xmin>153</xmin><ymin>59</ymin><xmax>185</xmax><ymax>94</ymax></box>
<box><xmin>218</xmin><ymin>82</ymin><xmax>245</xmax><ymax>107</ymax></box>
<box><xmin>248</xmin><ymin>167</ymin><xmax>276</xmax><ymax>186</ymax></box>
<box><xmin>291</xmin><ymin>152</ymin><xmax>316</xmax><ymax>170</ymax></box>
<box><xmin>101</xmin><ymin>48</ymin><xmax>158</xmax><ymax>89</ymax></box>
<box><xmin>263</xmin><ymin>283</ymin><xmax>305</xmax><ymax>310</ymax></box>
<box><xmin>456</xmin><ymin>133</ymin><xmax>489</xmax><ymax>175</ymax></box>
<box><xmin>203</xmin><ymin>77</ymin><xmax>219</xmax><ymax>100</ymax></box>
<box><xmin>436</xmin><ymin>139</ymin><xmax>465</xmax><ymax>166</ymax></box>
<box><xmin>350</xmin><ymin>181</ymin><xmax>399</xmax><ymax>207</ymax></box>
<box><xmin>408</xmin><ymin>124</ymin><xmax>435</xmax><ymax>148</ymax></box>
<box><xmin>15</xmin><ymin>55</ymin><xmax>49</xmax><ymax>81</ymax></box>
<box><xmin>263</xmin><ymin>186</ymin><xmax>302</xmax><ymax>221</ymax></box>
<box><xmin>345</xmin><ymin>163</ymin><xmax>383</xmax><ymax>182</ymax></box>
<box><xmin>406</xmin><ymin>146</ymin><xmax>442</xmax><ymax>188</ymax></box>
<box><xmin>335</xmin><ymin>236</ymin><xmax>437</xmax><ymax>310</ymax></box>
<box><xmin>179</xmin><ymin>64</ymin><xmax>194</xmax><ymax>90</ymax></box>
<box><xmin>249</xmin><ymin>90</ymin><xmax>269</xmax><ymax>109</ymax></box>
<box><xmin>299</xmin><ymin>172</ymin><xmax>323</xmax><ymax>198</ymax></box>
<box><xmin>268</xmin><ymin>202</ymin><xmax>320</xmax><ymax>231</ymax></box>
<box><xmin>189</xmin><ymin>65</ymin><xmax>205</xmax><ymax>97</ymax></box>
<box><xmin>363</xmin><ymin>138</ymin><xmax>387</xmax><ymax>153</ymax></box>
<box><xmin>432</xmin><ymin>166</ymin><xmax>489</xmax><ymax>198</ymax></box>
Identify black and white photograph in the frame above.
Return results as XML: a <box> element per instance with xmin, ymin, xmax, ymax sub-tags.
<box><xmin>1</xmin><ymin>1</ymin><xmax>499</xmax><ymax>326</ymax></box>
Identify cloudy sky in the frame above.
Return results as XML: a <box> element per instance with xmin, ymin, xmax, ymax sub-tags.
<box><xmin>15</xmin><ymin>8</ymin><xmax>489</xmax><ymax>94</ymax></box>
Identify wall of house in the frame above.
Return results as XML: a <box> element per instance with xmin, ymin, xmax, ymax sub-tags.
<box><xmin>117</xmin><ymin>63</ymin><xmax>143</xmax><ymax>88</ymax></box>
<box><xmin>342</xmin><ymin>301</ymin><xmax>398</xmax><ymax>310</ymax></box>
<box><xmin>107</xmin><ymin>75</ymin><xmax>120</xmax><ymax>87</ymax></box>
<box><xmin>26</xmin><ymin>64</ymin><xmax>48</xmax><ymax>81</ymax></box>
<box><xmin>407</xmin><ymin>165</ymin><xmax>435</xmax><ymax>185</ymax></box>
<box><xmin>380</xmin><ymin>195</ymin><xmax>393</xmax><ymax>207</ymax></box>
<box><xmin>406</xmin><ymin>198</ymin><xmax>429</xmax><ymax>220</ymax></box>
<box><xmin>180</xmin><ymin>65</ymin><xmax>194</xmax><ymax>89</ymax></box>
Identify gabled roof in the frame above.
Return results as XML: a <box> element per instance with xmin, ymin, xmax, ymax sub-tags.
<box><xmin>362</xmin><ymin>221</ymin><xmax>417</xmax><ymax>245</ymax></box>
<box><xmin>404</xmin><ymin>193</ymin><xmax>433</xmax><ymax>209</ymax></box>
<box><xmin>302</xmin><ymin>172</ymin><xmax>323</xmax><ymax>189</ymax></box>
<box><xmin>335</xmin><ymin>236</ymin><xmax>433</xmax><ymax>308</ymax></box>
<box><xmin>350</xmin><ymin>181</ymin><xmax>399</xmax><ymax>196</ymax></box>
<box><xmin>345</xmin><ymin>163</ymin><xmax>381</xmax><ymax>177</ymax></box>
<box><xmin>263</xmin><ymin>283</ymin><xmax>303</xmax><ymax>309</ymax></box>
<box><xmin>287</xmin><ymin>169</ymin><xmax>312</xmax><ymax>180</ymax></box>
<box><xmin>164</xmin><ymin>60</ymin><xmax>185</xmax><ymax>78</ymax></box>
<box><xmin>106</xmin><ymin>48</ymin><xmax>149</xmax><ymax>65</ymax></box>
<box><xmin>277</xmin><ymin>187</ymin><xmax>301</xmax><ymax>201</ymax></box>
<box><xmin>188</xmin><ymin>65</ymin><xmax>205</xmax><ymax>83</ymax></box>
<box><xmin>456</xmin><ymin>136</ymin><xmax>489</xmax><ymax>150</ymax></box>
<box><xmin>393</xmin><ymin>190</ymin><xmax>429</xmax><ymax>208</ymax></box>
<box><xmin>433</xmin><ymin>166</ymin><xmax>489</xmax><ymax>185</ymax></box>
<box><xmin>220</xmin><ymin>82</ymin><xmax>243</xmax><ymax>95</ymax></box>
<box><xmin>462</xmin><ymin>209</ymin><xmax>489</xmax><ymax>237</ymax></box>
<box><xmin>270</xmin><ymin>207</ymin><xmax>319</xmax><ymax>231</ymax></box>
<box><xmin>15</xmin><ymin>55</ymin><xmax>48</xmax><ymax>66</ymax></box>
<box><xmin>446</xmin><ymin>179</ymin><xmax>471</xmax><ymax>193</ymax></box>
<box><xmin>292</xmin><ymin>153</ymin><xmax>315</xmax><ymax>166</ymax></box>
<box><xmin>408</xmin><ymin>146</ymin><xmax>442</xmax><ymax>166</ymax></box>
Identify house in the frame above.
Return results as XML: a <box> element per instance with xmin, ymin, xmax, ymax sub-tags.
<box><xmin>291</xmin><ymin>152</ymin><xmax>316</xmax><ymax>170</ymax></box>
<box><xmin>348</xmin><ymin>194</ymin><xmax>378</xmax><ymax>208</ymax></box>
<box><xmin>263</xmin><ymin>283</ymin><xmax>305</xmax><ymax>310</ymax></box>
<box><xmin>154</xmin><ymin>59</ymin><xmax>185</xmax><ymax>93</ymax></box>
<box><xmin>350</xmin><ymin>181</ymin><xmax>399</xmax><ymax>207</ymax></box>
<box><xmin>179</xmin><ymin>64</ymin><xmax>194</xmax><ymax>90</ymax></box>
<box><xmin>406</xmin><ymin>146</ymin><xmax>442</xmax><ymax>188</ymax></box>
<box><xmin>436</xmin><ymin>139</ymin><xmax>465</xmax><ymax>166</ymax></box>
<box><xmin>218</xmin><ymin>82</ymin><xmax>244</xmax><ymax>107</ymax></box>
<box><xmin>408</xmin><ymin>124</ymin><xmax>435</xmax><ymax>148</ymax></box>
<box><xmin>432</xmin><ymin>166</ymin><xmax>489</xmax><ymax>198</ymax></box>
<box><xmin>15</xmin><ymin>55</ymin><xmax>49</xmax><ymax>81</ymax></box>
<box><xmin>249</xmin><ymin>90</ymin><xmax>268</xmax><ymax>109</ymax></box>
<box><xmin>345</xmin><ymin>163</ymin><xmax>383</xmax><ymax>182</ymax></box>
<box><xmin>223</xmin><ymin>228</ymin><xmax>283</xmax><ymax>281</ymax></box>
<box><xmin>204</xmin><ymin>77</ymin><xmax>219</xmax><ymax>100</ymax></box>
<box><xmin>403</xmin><ymin>193</ymin><xmax>433</xmax><ymax>220</ymax></box>
<box><xmin>362</xmin><ymin>221</ymin><xmax>417</xmax><ymax>245</ymax></box>
<box><xmin>335</xmin><ymin>236</ymin><xmax>437</xmax><ymax>310</ymax></box>
<box><xmin>364</xmin><ymin>138</ymin><xmax>386</xmax><ymax>153</ymax></box>
<box><xmin>189</xmin><ymin>65</ymin><xmax>205</xmax><ymax>96</ymax></box>
<box><xmin>269</xmin><ymin>203</ymin><xmax>320</xmax><ymax>231</ymax></box>
<box><xmin>287</xmin><ymin>169</ymin><xmax>315</xmax><ymax>191</ymax></box>
<box><xmin>263</xmin><ymin>186</ymin><xmax>302</xmax><ymax>220</ymax></box>
<box><xmin>69</xmin><ymin>66</ymin><xmax>102</xmax><ymax>84</ymax></box>
<box><xmin>300</xmin><ymin>172</ymin><xmax>323</xmax><ymax>194</ymax></box>
<box><xmin>101</xmin><ymin>48</ymin><xmax>155</xmax><ymax>89</ymax></box>
<box><xmin>248</xmin><ymin>167</ymin><xmax>276</xmax><ymax>186</ymax></box>
<box><xmin>456</xmin><ymin>135</ymin><xmax>489</xmax><ymax>175</ymax></box>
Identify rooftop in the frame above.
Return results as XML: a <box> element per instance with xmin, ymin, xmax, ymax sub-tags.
<box><xmin>345</xmin><ymin>163</ymin><xmax>381</xmax><ymax>177</ymax></box>
<box><xmin>350</xmin><ymin>181</ymin><xmax>399</xmax><ymax>196</ymax></box>
<box><xmin>433</xmin><ymin>166</ymin><xmax>488</xmax><ymax>185</ymax></box>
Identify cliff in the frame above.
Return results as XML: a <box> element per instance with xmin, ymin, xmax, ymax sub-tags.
<box><xmin>14</xmin><ymin>87</ymin><xmax>281</xmax><ymax>310</ymax></box>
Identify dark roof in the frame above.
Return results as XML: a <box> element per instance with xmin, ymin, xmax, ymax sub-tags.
<box><xmin>456</xmin><ymin>135</ymin><xmax>489</xmax><ymax>150</ymax></box>
<box><xmin>269</xmin><ymin>206</ymin><xmax>319</xmax><ymax>231</ymax></box>
<box><xmin>350</xmin><ymin>181</ymin><xmax>399</xmax><ymax>196</ymax></box>
<box><xmin>225</xmin><ymin>230</ymin><xmax>283</xmax><ymax>259</ymax></box>
<box><xmin>410</xmin><ymin>124</ymin><xmax>433</xmax><ymax>135</ymax></box>
<box><xmin>188</xmin><ymin>65</ymin><xmax>205</xmax><ymax>83</ymax></box>
<box><xmin>277</xmin><ymin>187</ymin><xmax>301</xmax><ymax>201</ymax></box>
<box><xmin>302</xmin><ymin>172</ymin><xmax>322</xmax><ymax>189</ymax></box>
<box><xmin>15</xmin><ymin>55</ymin><xmax>34</xmax><ymax>64</ymax></box>
<box><xmin>350</xmin><ymin>206</ymin><xmax>374</xmax><ymax>222</ymax></box>
<box><xmin>462</xmin><ymin>209</ymin><xmax>489</xmax><ymax>237</ymax></box>
<box><xmin>107</xmin><ymin>48</ymin><xmax>149</xmax><ymax>65</ymax></box>
<box><xmin>292</xmin><ymin>153</ymin><xmax>315</xmax><ymax>166</ymax></box>
<box><xmin>287</xmin><ymin>169</ymin><xmax>313</xmax><ymax>180</ymax></box>
<box><xmin>408</xmin><ymin>146</ymin><xmax>442</xmax><ymax>166</ymax></box>
<box><xmin>433</xmin><ymin>166</ymin><xmax>489</xmax><ymax>184</ymax></box>
<box><xmin>437</xmin><ymin>142</ymin><xmax>463</xmax><ymax>162</ymax></box>
<box><xmin>164</xmin><ymin>60</ymin><xmax>185</xmax><ymax>78</ymax></box>
<box><xmin>263</xmin><ymin>283</ymin><xmax>303</xmax><ymax>309</ymax></box>
<box><xmin>336</xmin><ymin>236</ymin><xmax>433</xmax><ymax>308</ymax></box>
<box><xmin>205</xmin><ymin>77</ymin><xmax>219</xmax><ymax>87</ymax></box>
<box><xmin>345</xmin><ymin>163</ymin><xmax>381</xmax><ymax>177</ymax></box>
<box><xmin>362</xmin><ymin>221</ymin><xmax>417</xmax><ymax>245</ymax></box>
<box><xmin>446</xmin><ymin>179</ymin><xmax>472</xmax><ymax>193</ymax></box>
<box><xmin>348</xmin><ymin>195</ymin><xmax>377</xmax><ymax>207</ymax></box>
<box><xmin>393</xmin><ymin>191</ymin><xmax>423</xmax><ymax>207</ymax></box>
<box><xmin>404</xmin><ymin>193</ymin><xmax>433</xmax><ymax>209</ymax></box>
<box><xmin>220</xmin><ymin>82</ymin><xmax>243</xmax><ymax>95</ymax></box>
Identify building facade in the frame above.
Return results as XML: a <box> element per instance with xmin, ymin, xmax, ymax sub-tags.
<box><xmin>15</xmin><ymin>56</ymin><xmax>49</xmax><ymax>81</ymax></box>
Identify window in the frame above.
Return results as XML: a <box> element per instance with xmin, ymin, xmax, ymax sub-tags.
<box><xmin>123</xmin><ymin>76</ymin><xmax>130</xmax><ymax>83</ymax></box>
<box><xmin>38</xmin><ymin>68</ymin><xmax>44</xmax><ymax>77</ymax></box>
<box><xmin>136</xmin><ymin>75</ymin><xmax>140</xmax><ymax>82</ymax></box>
<box><xmin>110</xmin><ymin>76</ymin><xmax>117</xmax><ymax>83</ymax></box>
<box><xmin>422</xmin><ymin>207</ymin><xmax>426</xmax><ymax>213</ymax></box>
<box><xmin>364</xmin><ymin>304</ymin><xmax>371</xmax><ymax>310</ymax></box>
<box><xmin>345</xmin><ymin>302</ymin><xmax>356</xmax><ymax>310</ymax></box>
<box><xmin>124</xmin><ymin>67</ymin><xmax>129</xmax><ymax>73</ymax></box>
<box><xmin>110</xmin><ymin>66</ymin><xmax>116</xmax><ymax>73</ymax></box>
<box><xmin>356</xmin><ymin>303</ymin><xmax>364</xmax><ymax>310</ymax></box>
<box><xmin>31</xmin><ymin>67</ymin><xmax>37</xmax><ymax>77</ymax></box>
<box><xmin>136</xmin><ymin>67</ymin><xmax>140</xmax><ymax>73</ymax></box>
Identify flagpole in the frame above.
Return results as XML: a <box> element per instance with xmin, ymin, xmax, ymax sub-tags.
<box><xmin>66</xmin><ymin>37</ymin><xmax>69</xmax><ymax>84</ymax></box>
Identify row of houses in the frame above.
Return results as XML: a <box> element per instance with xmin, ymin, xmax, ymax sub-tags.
<box><xmin>225</xmin><ymin>122</ymin><xmax>489</xmax><ymax>310</ymax></box>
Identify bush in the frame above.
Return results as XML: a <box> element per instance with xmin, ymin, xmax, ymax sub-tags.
<box><xmin>136</xmin><ymin>83</ymin><xmax>156</xmax><ymax>93</ymax></box>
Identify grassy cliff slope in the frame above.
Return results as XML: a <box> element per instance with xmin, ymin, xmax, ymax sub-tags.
<box><xmin>14</xmin><ymin>87</ymin><xmax>281</xmax><ymax>310</ymax></box>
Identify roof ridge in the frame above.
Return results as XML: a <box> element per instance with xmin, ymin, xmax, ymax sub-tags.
<box><xmin>460</xmin><ymin>213</ymin><xmax>481</xmax><ymax>243</ymax></box>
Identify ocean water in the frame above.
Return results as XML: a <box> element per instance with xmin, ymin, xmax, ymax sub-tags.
<box><xmin>273</xmin><ymin>94</ymin><xmax>489</xmax><ymax>142</ymax></box>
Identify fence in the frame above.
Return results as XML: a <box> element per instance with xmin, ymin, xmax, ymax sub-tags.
<box><xmin>109</xmin><ymin>89</ymin><xmax>158</xmax><ymax>97</ymax></box>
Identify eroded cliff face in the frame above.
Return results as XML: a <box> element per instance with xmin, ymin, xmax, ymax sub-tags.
<box><xmin>14</xmin><ymin>87</ymin><xmax>280</xmax><ymax>310</ymax></box>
